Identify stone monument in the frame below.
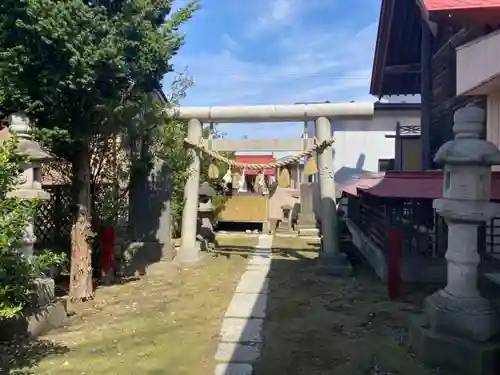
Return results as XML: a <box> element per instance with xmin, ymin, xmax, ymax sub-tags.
<box><xmin>410</xmin><ymin>103</ymin><xmax>500</xmax><ymax>375</ymax></box>
<box><xmin>296</xmin><ymin>182</ymin><xmax>319</xmax><ymax>237</ymax></box>
<box><xmin>197</xmin><ymin>182</ymin><xmax>217</xmax><ymax>252</ymax></box>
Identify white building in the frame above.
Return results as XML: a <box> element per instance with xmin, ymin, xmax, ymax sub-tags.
<box><xmin>307</xmin><ymin>101</ymin><xmax>421</xmax><ymax>185</ymax></box>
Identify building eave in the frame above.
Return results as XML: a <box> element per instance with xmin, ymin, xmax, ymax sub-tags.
<box><xmin>370</xmin><ymin>0</ymin><xmax>395</xmax><ymax>97</ymax></box>
<box><xmin>370</xmin><ymin>0</ymin><xmax>424</xmax><ymax>98</ymax></box>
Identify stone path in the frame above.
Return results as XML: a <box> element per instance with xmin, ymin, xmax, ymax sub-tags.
<box><xmin>214</xmin><ymin>234</ymin><xmax>273</xmax><ymax>375</ymax></box>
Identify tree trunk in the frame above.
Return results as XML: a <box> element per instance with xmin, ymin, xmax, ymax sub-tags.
<box><xmin>69</xmin><ymin>145</ymin><xmax>94</xmax><ymax>302</ymax></box>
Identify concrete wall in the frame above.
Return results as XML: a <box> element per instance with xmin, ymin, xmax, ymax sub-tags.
<box><xmin>346</xmin><ymin>219</ymin><xmax>446</xmax><ymax>283</ymax></box>
<box><xmin>306</xmin><ymin>108</ymin><xmax>420</xmax><ymax>184</ymax></box>
<box><xmin>456</xmin><ymin>29</ymin><xmax>500</xmax><ymax>96</ymax></box>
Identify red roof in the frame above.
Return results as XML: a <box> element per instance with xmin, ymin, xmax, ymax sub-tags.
<box><xmin>423</xmin><ymin>0</ymin><xmax>500</xmax><ymax>11</ymax></box>
<box><xmin>423</xmin><ymin>0</ymin><xmax>500</xmax><ymax>24</ymax></box>
<box><xmin>235</xmin><ymin>155</ymin><xmax>275</xmax><ymax>175</ymax></box>
<box><xmin>343</xmin><ymin>171</ymin><xmax>500</xmax><ymax>200</ymax></box>
<box><xmin>341</xmin><ymin>173</ymin><xmax>385</xmax><ymax>196</ymax></box>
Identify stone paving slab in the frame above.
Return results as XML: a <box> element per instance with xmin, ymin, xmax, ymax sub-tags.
<box><xmin>215</xmin><ymin>342</ymin><xmax>261</xmax><ymax>363</ymax></box>
<box><xmin>249</xmin><ymin>257</ymin><xmax>272</xmax><ymax>266</ymax></box>
<box><xmin>246</xmin><ymin>264</ymin><xmax>270</xmax><ymax>273</ymax></box>
<box><xmin>253</xmin><ymin>247</ymin><xmax>271</xmax><ymax>253</ymax></box>
<box><xmin>253</xmin><ymin>253</ymin><xmax>271</xmax><ymax>259</ymax></box>
<box><xmin>213</xmin><ymin>235</ymin><xmax>271</xmax><ymax>375</ymax></box>
<box><xmin>220</xmin><ymin>318</ymin><xmax>264</xmax><ymax>343</ymax></box>
<box><xmin>214</xmin><ymin>363</ymin><xmax>253</xmax><ymax>375</ymax></box>
<box><xmin>225</xmin><ymin>293</ymin><xmax>267</xmax><ymax>318</ymax></box>
<box><xmin>236</xmin><ymin>272</ymin><xmax>269</xmax><ymax>294</ymax></box>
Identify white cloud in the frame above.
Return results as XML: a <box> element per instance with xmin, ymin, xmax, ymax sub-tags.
<box><xmin>165</xmin><ymin>4</ymin><xmax>380</xmax><ymax>139</ymax></box>
<box><xmin>245</xmin><ymin>0</ymin><xmax>334</xmax><ymax>37</ymax></box>
<box><xmin>172</xmin><ymin>21</ymin><xmax>377</xmax><ymax>108</ymax></box>
<box><xmin>221</xmin><ymin>34</ymin><xmax>241</xmax><ymax>53</ymax></box>
<box><xmin>249</xmin><ymin>0</ymin><xmax>295</xmax><ymax>35</ymax></box>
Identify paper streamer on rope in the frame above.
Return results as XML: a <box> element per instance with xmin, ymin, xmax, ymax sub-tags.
<box><xmin>255</xmin><ymin>173</ymin><xmax>265</xmax><ymax>194</ymax></box>
<box><xmin>232</xmin><ymin>171</ymin><xmax>240</xmax><ymax>188</ymax></box>
<box><xmin>278</xmin><ymin>167</ymin><xmax>291</xmax><ymax>188</ymax></box>
<box><xmin>207</xmin><ymin>163</ymin><xmax>219</xmax><ymax>179</ymax></box>
<box><xmin>238</xmin><ymin>169</ymin><xmax>247</xmax><ymax>192</ymax></box>
<box><xmin>303</xmin><ymin>157</ymin><xmax>319</xmax><ymax>176</ymax></box>
<box><xmin>222</xmin><ymin>168</ymin><xmax>232</xmax><ymax>185</ymax></box>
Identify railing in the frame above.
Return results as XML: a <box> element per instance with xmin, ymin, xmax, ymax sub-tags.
<box><xmin>347</xmin><ymin>193</ymin><xmax>447</xmax><ymax>259</ymax></box>
<box><xmin>348</xmin><ymin>193</ymin><xmax>500</xmax><ymax>262</ymax></box>
<box><xmin>481</xmin><ymin>214</ymin><xmax>500</xmax><ymax>258</ymax></box>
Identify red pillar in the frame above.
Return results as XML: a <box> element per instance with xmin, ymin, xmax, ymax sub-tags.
<box><xmin>100</xmin><ymin>226</ymin><xmax>115</xmax><ymax>283</ymax></box>
<box><xmin>387</xmin><ymin>226</ymin><xmax>403</xmax><ymax>299</ymax></box>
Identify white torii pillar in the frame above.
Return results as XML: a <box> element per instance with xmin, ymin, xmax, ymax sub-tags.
<box><xmin>171</xmin><ymin>103</ymin><xmax>374</xmax><ymax>266</ymax></box>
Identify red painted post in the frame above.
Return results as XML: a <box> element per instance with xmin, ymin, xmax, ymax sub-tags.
<box><xmin>100</xmin><ymin>226</ymin><xmax>115</xmax><ymax>284</ymax></box>
<box><xmin>387</xmin><ymin>226</ymin><xmax>403</xmax><ymax>300</ymax></box>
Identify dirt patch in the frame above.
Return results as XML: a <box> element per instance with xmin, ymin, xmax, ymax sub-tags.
<box><xmin>253</xmin><ymin>237</ymin><xmax>442</xmax><ymax>375</ymax></box>
<box><xmin>4</xmin><ymin>253</ymin><xmax>248</xmax><ymax>375</ymax></box>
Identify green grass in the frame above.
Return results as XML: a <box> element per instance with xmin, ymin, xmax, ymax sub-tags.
<box><xmin>5</xmin><ymin>253</ymin><xmax>248</xmax><ymax>375</ymax></box>
<box><xmin>252</xmin><ymin>236</ymin><xmax>438</xmax><ymax>375</ymax></box>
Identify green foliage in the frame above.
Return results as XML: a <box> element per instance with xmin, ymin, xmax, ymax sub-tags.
<box><xmin>31</xmin><ymin>250</ymin><xmax>69</xmax><ymax>277</ymax></box>
<box><xmin>211</xmin><ymin>195</ymin><xmax>229</xmax><ymax>221</ymax></box>
<box><xmin>155</xmin><ymin>73</ymin><xmax>192</xmax><ymax>237</ymax></box>
<box><xmin>0</xmin><ymin>136</ymin><xmax>37</xmax><ymax>318</ymax></box>
<box><xmin>154</xmin><ymin>73</ymin><xmax>237</xmax><ymax>236</ymax></box>
<box><xmin>0</xmin><ymin>0</ymin><xmax>200</xmax><ymax>156</ymax></box>
<box><xmin>0</xmin><ymin>0</ymin><xmax>199</xmax><ymax>300</ymax></box>
<box><xmin>199</xmin><ymin>126</ymin><xmax>235</xmax><ymax>186</ymax></box>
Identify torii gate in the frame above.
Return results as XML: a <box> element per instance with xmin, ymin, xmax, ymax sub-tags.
<box><xmin>171</xmin><ymin>102</ymin><xmax>374</xmax><ymax>271</ymax></box>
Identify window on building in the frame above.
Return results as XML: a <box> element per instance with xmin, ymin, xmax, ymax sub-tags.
<box><xmin>378</xmin><ymin>158</ymin><xmax>395</xmax><ymax>172</ymax></box>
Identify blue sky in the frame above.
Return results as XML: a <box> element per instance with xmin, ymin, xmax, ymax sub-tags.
<box><xmin>163</xmin><ymin>0</ymin><xmax>383</xmax><ymax>152</ymax></box>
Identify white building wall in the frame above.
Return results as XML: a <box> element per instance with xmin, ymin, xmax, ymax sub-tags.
<box><xmin>307</xmin><ymin>109</ymin><xmax>421</xmax><ymax>175</ymax></box>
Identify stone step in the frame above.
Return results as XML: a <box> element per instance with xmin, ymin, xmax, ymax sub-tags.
<box><xmin>295</xmin><ymin>224</ymin><xmax>319</xmax><ymax>230</ymax></box>
<box><xmin>484</xmin><ymin>272</ymin><xmax>500</xmax><ymax>285</ymax></box>
<box><xmin>275</xmin><ymin>227</ymin><xmax>294</xmax><ymax>234</ymax></box>
<box><xmin>298</xmin><ymin>228</ymin><xmax>319</xmax><ymax>236</ymax></box>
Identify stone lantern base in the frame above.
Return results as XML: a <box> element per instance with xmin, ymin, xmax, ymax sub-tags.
<box><xmin>410</xmin><ymin>315</ymin><xmax>500</xmax><ymax>375</ymax></box>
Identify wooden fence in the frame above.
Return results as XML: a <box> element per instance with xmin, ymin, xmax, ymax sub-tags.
<box><xmin>34</xmin><ymin>185</ymin><xmax>73</xmax><ymax>250</ymax></box>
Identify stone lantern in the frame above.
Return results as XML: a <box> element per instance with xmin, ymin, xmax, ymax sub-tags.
<box><xmin>411</xmin><ymin>103</ymin><xmax>500</xmax><ymax>374</ymax></box>
<box><xmin>7</xmin><ymin>112</ymin><xmax>52</xmax><ymax>259</ymax></box>
<box><xmin>196</xmin><ymin>182</ymin><xmax>217</xmax><ymax>251</ymax></box>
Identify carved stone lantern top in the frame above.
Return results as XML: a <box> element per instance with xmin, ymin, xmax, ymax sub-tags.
<box><xmin>9</xmin><ymin>112</ymin><xmax>53</xmax><ymax>161</ymax></box>
<box><xmin>433</xmin><ymin>103</ymin><xmax>500</xmax><ymax>223</ymax></box>
<box><xmin>199</xmin><ymin>182</ymin><xmax>216</xmax><ymax>198</ymax></box>
<box><xmin>7</xmin><ymin>112</ymin><xmax>52</xmax><ymax>201</ymax></box>
<box><xmin>198</xmin><ymin>182</ymin><xmax>215</xmax><ymax>214</ymax></box>
<box><xmin>434</xmin><ymin>103</ymin><xmax>500</xmax><ymax>166</ymax></box>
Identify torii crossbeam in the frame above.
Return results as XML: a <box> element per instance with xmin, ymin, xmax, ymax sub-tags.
<box><xmin>172</xmin><ymin>102</ymin><xmax>374</xmax><ymax>273</ymax></box>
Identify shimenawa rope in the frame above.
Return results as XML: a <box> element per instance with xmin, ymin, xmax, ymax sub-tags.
<box><xmin>183</xmin><ymin>137</ymin><xmax>335</xmax><ymax>170</ymax></box>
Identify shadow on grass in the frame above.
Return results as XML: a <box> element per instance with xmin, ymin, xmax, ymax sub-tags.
<box><xmin>213</xmin><ymin>245</ymin><xmax>319</xmax><ymax>261</ymax></box>
<box><xmin>220</xmin><ymin>237</ymin><xmax>448</xmax><ymax>375</ymax></box>
<box><xmin>0</xmin><ymin>337</ymin><xmax>69</xmax><ymax>375</ymax></box>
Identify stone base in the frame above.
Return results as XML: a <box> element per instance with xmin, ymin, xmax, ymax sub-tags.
<box><xmin>315</xmin><ymin>253</ymin><xmax>352</xmax><ymax>276</ymax></box>
<box><xmin>177</xmin><ymin>242</ymin><xmax>203</xmax><ymax>264</ymax></box>
<box><xmin>410</xmin><ymin>315</ymin><xmax>500</xmax><ymax>375</ymax></box>
<box><xmin>297</xmin><ymin>212</ymin><xmax>316</xmax><ymax>224</ymax></box>
<box><xmin>33</xmin><ymin>277</ymin><xmax>56</xmax><ymax>308</ymax></box>
<box><xmin>0</xmin><ymin>298</ymin><xmax>67</xmax><ymax>341</ymax></box>
<box><xmin>425</xmin><ymin>290</ymin><xmax>500</xmax><ymax>342</ymax></box>
<box><xmin>27</xmin><ymin>298</ymin><xmax>68</xmax><ymax>338</ymax></box>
